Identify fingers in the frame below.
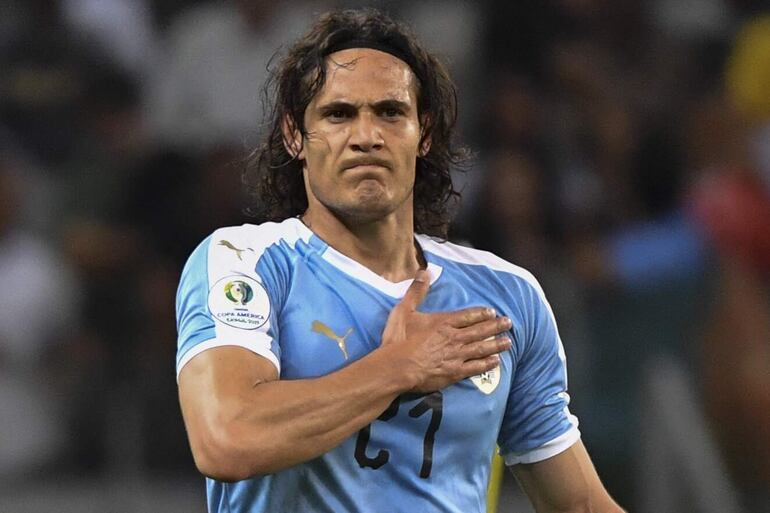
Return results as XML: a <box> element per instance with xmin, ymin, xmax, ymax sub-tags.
<box><xmin>446</xmin><ymin>306</ymin><xmax>498</xmax><ymax>328</ymax></box>
<box><xmin>460</xmin><ymin>355</ymin><xmax>502</xmax><ymax>379</ymax></box>
<box><xmin>460</xmin><ymin>335</ymin><xmax>511</xmax><ymax>362</ymax></box>
<box><xmin>398</xmin><ymin>269</ymin><xmax>431</xmax><ymax>312</ymax></box>
<box><xmin>454</xmin><ymin>315</ymin><xmax>512</xmax><ymax>343</ymax></box>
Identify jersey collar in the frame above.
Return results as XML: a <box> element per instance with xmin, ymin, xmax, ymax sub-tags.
<box><xmin>291</xmin><ymin>217</ymin><xmax>443</xmax><ymax>298</ymax></box>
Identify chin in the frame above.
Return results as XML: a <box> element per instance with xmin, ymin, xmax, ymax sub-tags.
<box><xmin>330</xmin><ymin>196</ymin><xmax>395</xmax><ymax>225</ymax></box>
<box><xmin>344</xmin><ymin>203</ymin><xmax>393</xmax><ymax>224</ymax></box>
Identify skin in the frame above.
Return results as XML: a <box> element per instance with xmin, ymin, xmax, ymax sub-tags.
<box><xmin>512</xmin><ymin>440</ymin><xmax>625</xmax><ymax>512</ymax></box>
<box><xmin>179</xmin><ymin>48</ymin><xmax>624</xmax><ymax>512</ymax></box>
<box><xmin>290</xmin><ymin>47</ymin><xmax>426</xmax><ymax>281</ymax></box>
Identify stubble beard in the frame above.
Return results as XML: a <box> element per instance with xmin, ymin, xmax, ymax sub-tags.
<box><xmin>327</xmin><ymin>189</ymin><xmax>393</xmax><ymax>226</ymax></box>
<box><xmin>316</xmin><ymin>181</ymin><xmax>414</xmax><ymax>228</ymax></box>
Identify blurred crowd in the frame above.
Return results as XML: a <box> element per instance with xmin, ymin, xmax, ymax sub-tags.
<box><xmin>1</xmin><ymin>1</ymin><xmax>769</xmax><ymax>512</ymax></box>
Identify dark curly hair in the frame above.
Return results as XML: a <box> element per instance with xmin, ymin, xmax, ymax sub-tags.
<box><xmin>244</xmin><ymin>8</ymin><xmax>468</xmax><ymax>238</ymax></box>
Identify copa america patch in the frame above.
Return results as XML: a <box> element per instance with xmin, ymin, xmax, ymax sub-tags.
<box><xmin>208</xmin><ymin>275</ymin><xmax>270</xmax><ymax>330</ymax></box>
<box><xmin>470</xmin><ymin>365</ymin><xmax>501</xmax><ymax>394</ymax></box>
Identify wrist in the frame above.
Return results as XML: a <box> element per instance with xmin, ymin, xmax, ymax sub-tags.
<box><xmin>368</xmin><ymin>344</ymin><xmax>420</xmax><ymax>393</ymax></box>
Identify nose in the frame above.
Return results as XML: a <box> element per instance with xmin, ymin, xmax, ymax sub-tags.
<box><xmin>349</xmin><ymin>112</ymin><xmax>383</xmax><ymax>152</ymax></box>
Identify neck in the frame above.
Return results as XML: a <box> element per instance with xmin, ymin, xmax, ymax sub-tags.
<box><xmin>302</xmin><ymin>202</ymin><xmax>424</xmax><ymax>283</ymax></box>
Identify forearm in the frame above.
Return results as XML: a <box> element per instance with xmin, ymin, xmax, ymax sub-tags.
<box><xmin>531</xmin><ymin>505</ymin><xmax>624</xmax><ymax>513</ymax></box>
<box><xmin>512</xmin><ymin>441</ymin><xmax>625</xmax><ymax>513</ymax></box>
<box><xmin>239</xmin><ymin>349</ymin><xmax>408</xmax><ymax>470</ymax></box>
<box><xmin>532</xmin><ymin>502</ymin><xmax>625</xmax><ymax>513</ymax></box>
<box><xmin>526</xmin><ymin>488</ymin><xmax>625</xmax><ymax>513</ymax></box>
<box><xmin>183</xmin><ymin>345</ymin><xmax>413</xmax><ymax>480</ymax></box>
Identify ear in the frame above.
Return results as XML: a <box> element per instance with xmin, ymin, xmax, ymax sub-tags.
<box><xmin>418</xmin><ymin>136</ymin><xmax>432</xmax><ymax>157</ymax></box>
<box><xmin>281</xmin><ymin>114</ymin><xmax>304</xmax><ymax>160</ymax></box>
<box><xmin>418</xmin><ymin>115</ymin><xmax>432</xmax><ymax>157</ymax></box>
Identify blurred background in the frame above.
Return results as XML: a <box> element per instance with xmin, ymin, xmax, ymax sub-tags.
<box><xmin>1</xmin><ymin>0</ymin><xmax>769</xmax><ymax>511</ymax></box>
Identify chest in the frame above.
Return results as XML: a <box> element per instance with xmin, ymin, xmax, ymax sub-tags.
<box><xmin>275</xmin><ymin>264</ymin><xmax>515</xmax><ymax>439</ymax></box>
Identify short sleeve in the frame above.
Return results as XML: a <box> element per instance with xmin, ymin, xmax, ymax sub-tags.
<box><xmin>497</xmin><ymin>278</ymin><xmax>580</xmax><ymax>465</ymax></box>
<box><xmin>175</xmin><ymin>228</ymin><xmax>282</xmax><ymax>378</ymax></box>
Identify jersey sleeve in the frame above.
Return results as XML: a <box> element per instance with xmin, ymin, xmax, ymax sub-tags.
<box><xmin>497</xmin><ymin>275</ymin><xmax>580</xmax><ymax>465</ymax></box>
<box><xmin>175</xmin><ymin>227</ymin><xmax>283</xmax><ymax>378</ymax></box>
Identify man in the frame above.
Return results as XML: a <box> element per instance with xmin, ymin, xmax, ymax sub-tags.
<box><xmin>176</xmin><ymin>9</ymin><xmax>624</xmax><ymax>513</ymax></box>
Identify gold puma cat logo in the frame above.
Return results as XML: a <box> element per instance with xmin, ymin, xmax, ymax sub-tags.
<box><xmin>311</xmin><ymin>320</ymin><xmax>352</xmax><ymax>360</ymax></box>
<box><xmin>218</xmin><ymin>240</ymin><xmax>252</xmax><ymax>261</ymax></box>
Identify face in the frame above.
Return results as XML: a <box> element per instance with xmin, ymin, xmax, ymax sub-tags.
<box><xmin>290</xmin><ymin>48</ymin><xmax>425</xmax><ymax>225</ymax></box>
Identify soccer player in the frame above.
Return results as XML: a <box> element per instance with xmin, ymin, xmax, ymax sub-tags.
<box><xmin>176</xmin><ymin>9</ymin><xmax>625</xmax><ymax>513</ymax></box>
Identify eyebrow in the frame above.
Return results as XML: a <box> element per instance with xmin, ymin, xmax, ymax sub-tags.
<box><xmin>317</xmin><ymin>99</ymin><xmax>413</xmax><ymax>112</ymax></box>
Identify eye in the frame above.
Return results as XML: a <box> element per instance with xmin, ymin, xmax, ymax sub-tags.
<box><xmin>324</xmin><ymin>109</ymin><xmax>351</xmax><ymax>122</ymax></box>
<box><xmin>381</xmin><ymin>107</ymin><xmax>403</xmax><ymax>118</ymax></box>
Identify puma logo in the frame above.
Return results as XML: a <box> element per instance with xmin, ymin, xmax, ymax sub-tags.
<box><xmin>218</xmin><ymin>240</ymin><xmax>253</xmax><ymax>261</ymax></box>
<box><xmin>311</xmin><ymin>320</ymin><xmax>352</xmax><ymax>360</ymax></box>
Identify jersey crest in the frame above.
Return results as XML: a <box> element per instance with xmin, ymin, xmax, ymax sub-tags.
<box><xmin>470</xmin><ymin>365</ymin><xmax>501</xmax><ymax>394</ymax></box>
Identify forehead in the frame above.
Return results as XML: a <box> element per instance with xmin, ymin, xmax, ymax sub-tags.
<box><xmin>313</xmin><ymin>47</ymin><xmax>418</xmax><ymax>105</ymax></box>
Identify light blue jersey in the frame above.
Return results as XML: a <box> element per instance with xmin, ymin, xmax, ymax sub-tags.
<box><xmin>176</xmin><ymin>217</ymin><xmax>579</xmax><ymax>513</ymax></box>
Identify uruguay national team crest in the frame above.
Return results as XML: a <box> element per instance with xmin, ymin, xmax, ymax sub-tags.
<box><xmin>208</xmin><ymin>275</ymin><xmax>270</xmax><ymax>330</ymax></box>
<box><xmin>470</xmin><ymin>365</ymin><xmax>501</xmax><ymax>394</ymax></box>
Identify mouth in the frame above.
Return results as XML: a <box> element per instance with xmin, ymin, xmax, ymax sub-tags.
<box><xmin>341</xmin><ymin>158</ymin><xmax>391</xmax><ymax>172</ymax></box>
<box><xmin>346</xmin><ymin>164</ymin><xmax>388</xmax><ymax>172</ymax></box>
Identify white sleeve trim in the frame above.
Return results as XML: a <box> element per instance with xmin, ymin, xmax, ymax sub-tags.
<box><xmin>176</xmin><ymin>335</ymin><xmax>280</xmax><ymax>380</ymax></box>
<box><xmin>503</xmin><ymin>424</ymin><xmax>581</xmax><ymax>466</ymax></box>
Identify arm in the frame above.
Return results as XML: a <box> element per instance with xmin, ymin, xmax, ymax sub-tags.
<box><xmin>497</xmin><ymin>274</ymin><xmax>624</xmax><ymax>512</ymax></box>
<box><xmin>179</xmin><ymin>344</ymin><xmax>406</xmax><ymax>481</ymax></box>
<box><xmin>178</xmin><ymin>270</ymin><xmax>512</xmax><ymax>481</ymax></box>
<box><xmin>511</xmin><ymin>440</ymin><xmax>625</xmax><ymax>513</ymax></box>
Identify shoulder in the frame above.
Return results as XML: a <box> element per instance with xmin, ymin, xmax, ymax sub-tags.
<box><xmin>178</xmin><ymin>219</ymin><xmax>311</xmax><ymax>319</ymax></box>
<box><xmin>207</xmin><ymin>218</ymin><xmax>311</xmax><ymax>261</ymax></box>
<box><xmin>182</xmin><ymin>218</ymin><xmax>312</xmax><ymax>287</ymax></box>
<box><xmin>417</xmin><ymin>235</ymin><xmax>546</xmax><ymax>298</ymax></box>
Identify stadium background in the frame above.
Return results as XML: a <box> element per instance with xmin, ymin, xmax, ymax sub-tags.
<box><xmin>1</xmin><ymin>0</ymin><xmax>769</xmax><ymax>511</ymax></box>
